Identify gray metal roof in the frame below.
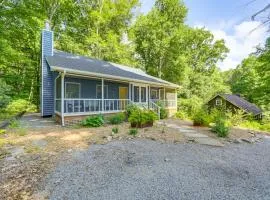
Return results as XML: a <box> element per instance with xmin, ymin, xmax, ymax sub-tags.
<box><xmin>46</xmin><ymin>50</ymin><xmax>178</xmax><ymax>88</ymax></box>
<box><xmin>220</xmin><ymin>94</ymin><xmax>262</xmax><ymax>116</ymax></box>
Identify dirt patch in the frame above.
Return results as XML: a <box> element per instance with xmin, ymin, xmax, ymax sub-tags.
<box><xmin>0</xmin><ymin>122</ymin><xmax>186</xmax><ymax>200</ymax></box>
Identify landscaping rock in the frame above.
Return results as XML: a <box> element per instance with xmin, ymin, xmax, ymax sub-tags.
<box><xmin>241</xmin><ymin>138</ymin><xmax>255</xmax><ymax>144</ymax></box>
<box><xmin>195</xmin><ymin>138</ymin><xmax>224</xmax><ymax>147</ymax></box>
<box><xmin>233</xmin><ymin>139</ymin><xmax>242</xmax><ymax>144</ymax></box>
<box><xmin>107</xmin><ymin>136</ymin><xmax>112</xmax><ymax>142</ymax></box>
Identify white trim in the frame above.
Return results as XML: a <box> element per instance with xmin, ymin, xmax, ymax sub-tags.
<box><xmin>61</xmin><ymin>72</ymin><xmax>65</xmax><ymax>126</ymax></box>
<box><xmin>54</xmin><ymin>74</ymin><xmax>61</xmax><ymax>113</ymax></box>
<box><xmin>65</xmin><ymin>82</ymin><xmax>81</xmax><ymax>98</ymax></box>
<box><xmin>216</xmin><ymin>99</ymin><xmax>222</xmax><ymax>106</ymax></box>
<box><xmin>150</xmin><ymin>89</ymin><xmax>158</xmax><ymax>99</ymax></box>
<box><xmin>50</xmin><ymin>66</ymin><xmax>180</xmax><ymax>89</ymax></box>
<box><xmin>101</xmin><ymin>78</ymin><xmax>104</xmax><ymax>112</ymax></box>
<box><xmin>96</xmin><ymin>84</ymin><xmax>108</xmax><ymax>99</ymax></box>
<box><xmin>63</xmin><ymin>110</ymin><xmax>124</xmax><ymax>117</ymax></box>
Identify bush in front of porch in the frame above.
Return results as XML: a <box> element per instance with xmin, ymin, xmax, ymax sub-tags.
<box><xmin>128</xmin><ymin>109</ymin><xmax>157</xmax><ymax>128</ymax></box>
<box><xmin>81</xmin><ymin>115</ymin><xmax>104</xmax><ymax>127</ymax></box>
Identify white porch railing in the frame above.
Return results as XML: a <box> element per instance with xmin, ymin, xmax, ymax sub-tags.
<box><xmin>150</xmin><ymin>99</ymin><xmax>176</xmax><ymax>108</ymax></box>
<box><xmin>57</xmin><ymin>99</ymin><xmax>131</xmax><ymax>114</ymax></box>
<box><xmin>149</xmin><ymin>101</ymin><xmax>161</xmax><ymax>119</ymax></box>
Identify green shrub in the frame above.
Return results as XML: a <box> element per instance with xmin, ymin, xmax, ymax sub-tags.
<box><xmin>192</xmin><ymin>108</ymin><xmax>211</xmax><ymax>126</ymax></box>
<box><xmin>128</xmin><ymin>109</ymin><xmax>157</xmax><ymax>127</ymax></box>
<box><xmin>129</xmin><ymin>128</ymin><xmax>138</xmax><ymax>136</ymax></box>
<box><xmin>175</xmin><ymin>110</ymin><xmax>189</xmax><ymax>120</ymax></box>
<box><xmin>178</xmin><ymin>96</ymin><xmax>204</xmax><ymax>118</ymax></box>
<box><xmin>240</xmin><ymin>120</ymin><xmax>270</xmax><ymax>132</ymax></box>
<box><xmin>112</xmin><ymin>127</ymin><xmax>119</xmax><ymax>134</ymax></box>
<box><xmin>156</xmin><ymin>101</ymin><xmax>168</xmax><ymax>119</ymax></box>
<box><xmin>9</xmin><ymin>120</ymin><xmax>20</xmax><ymax>128</ymax></box>
<box><xmin>5</xmin><ymin>99</ymin><xmax>36</xmax><ymax>115</ymax></box>
<box><xmin>108</xmin><ymin>113</ymin><xmax>126</xmax><ymax>124</ymax></box>
<box><xmin>81</xmin><ymin>115</ymin><xmax>104</xmax><ymax>127</ymax></box>
<box><xmin>0</xmin><ymin>129</ymin><xmax>6</xmax><ymax>135</ymax></box>
<box><xmin>211</xmin><ymin>116</ymin><xmax>230</xmax><ymax>137</ymax></box>
<box><xmin>126</xmin><ymin>104</ymin><xmax>140</xmax><ymax>118</ymax></box>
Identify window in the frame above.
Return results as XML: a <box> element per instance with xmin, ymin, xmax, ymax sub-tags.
<box><xmin>216</xmin><ymin>99</ymin><xmax>222</xmax><ymax>106</ymax></box>
<box><xmin>141</xmin><ymin>87</ymin><xmax>146</xmax><ymax>102</ymax></box>
<box><xmin>96</xmin><ymin>85</ymin><xmax>108</xmax><ymax>99</ymax></box>
<box><xmin>134</xmin><ymin>86</ymin><xmax>139</xmax><ymax>102</ymax></box>
<box><xmin>150</xmin><ymin>89</ymin><xmax>158</xmax><ymax>99</ymax></box>
<box><xmin>65</xmin><ymin>82</ymin><xmax>80</xmax><ymax>98</ymax></box>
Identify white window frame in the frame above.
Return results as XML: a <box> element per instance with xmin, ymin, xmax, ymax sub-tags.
<box><xmin>96</xmin><ymin>85</ymin><xmax>108</xmax><ymax>99</ymax></box>
<box><xmin>216</xmin><ymin>99</ymin><xmax>222</xmax><ymax>106</ymax></box>
<box><xmin>65</xmin><ymin>82</ymin><xmax>81</xmax><ymax>99</ymax></box>
<box><xmin>150</xmin><ymin>89</ymin><xmax>158</xmax><ymax>100</ymax></box>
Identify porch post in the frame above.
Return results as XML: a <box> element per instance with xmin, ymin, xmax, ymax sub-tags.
<box><xmin>175</xmin><ymin>88</ymin><xmax>178</xmax><ymax>109</ymax></box>
<box><xmin>129</xmin><ymin>83</ymin><xmax>131</xmax><ymax>100</ymax></box>
<box><xmin>102</xmin><ymin>78</ymin><xmax>104</xmax><ymax>112</ymax></box>
<box><xmin>163</xmin><ymin>87</ymin><xmax>165</xmax><ymax>100</ymax></box>
<box><xmin>61</xmin><ymin>72</ymin><xmax>65</xmax><ymax>126</ymax></box>
<box><xmin>139</xmin><ymin>86</ymin><xmax>141</xmax><ymax>103</ymax></box>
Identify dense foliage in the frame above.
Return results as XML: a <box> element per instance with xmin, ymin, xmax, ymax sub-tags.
<box><xmin>0</xmin><ymin>0</ymin><xmax>269</xmax><ymax>133</ymax></box>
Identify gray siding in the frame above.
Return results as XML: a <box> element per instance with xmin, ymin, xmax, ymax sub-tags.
<box><xmin>64</xmin><ymin>77</ymin><xmax>129</xmax><ymax>99</ymax></box>
<box><xmin>41</xmin><ymin>30</ymin><xmax>54</xmax><ymax>116</ymax></box>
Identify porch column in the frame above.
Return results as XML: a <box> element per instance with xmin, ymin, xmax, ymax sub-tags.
<box><xmin>129</xmin><ymin>83</ymin><xmax>131</xmax><ymax>100</ymax></box>
<box><xmin>163</xmin><ymin>87</ymin><xmax>166</xmax><ymax>100</ymax></box>
<box><xmin>102</xmin><ymin>78</ymin><xmax>104</xmax><ymax>112</ymax></box>
<box><xmin>175</xmin><ymin>88</ymin><xmax>178</xmax><ymax>108</ymax></box>
<box><xmin>61</xmin><ymin>72</ymin><xmax>65</xmax><ymax>126</ymax></box>
<box><xmin>139</xmin><ymin>86</ymin><xmax>141</xmax><ymax>103</ymax></box>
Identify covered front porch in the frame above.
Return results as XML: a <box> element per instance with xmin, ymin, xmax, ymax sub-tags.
<box><xmin>54</xmin><ymin>73</ymin><xmax>177</xmax><ymax>125</ymax></box>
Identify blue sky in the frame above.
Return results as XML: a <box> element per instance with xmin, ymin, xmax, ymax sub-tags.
<box><xmin>140</xmin><ymin>0</ymin><xmax>269</xmax><ymax>70</ymax></box>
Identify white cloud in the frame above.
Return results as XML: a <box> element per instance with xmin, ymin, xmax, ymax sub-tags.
<box><xmin>196</xmin><ymin>21</ymin><xmax>268</xmax><ymax>71</ymax></box>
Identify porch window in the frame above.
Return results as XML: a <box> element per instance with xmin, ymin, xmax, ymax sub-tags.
<box><xmin>65</xmin><ymin>82</ymin><xmax>80</xmax><ymax>98</ymax></box>
<box><xmin>134</xmin><ymin>86</ymin><xmax>139</xmax><ymax>102</ymax></box>
<box><xmin>96</xmin><ymin>85</ymin><xmax>108</xmax><ymax>99</ymax></box>
<box><xmin>150</xmin><ymin>89</ymin><xmax>158</xmax><ymax>99</ymax></box>
<box><xmin>141</xmin><ymin>87</ymin><xmax>146</xmax><ymax>102</ymax></box>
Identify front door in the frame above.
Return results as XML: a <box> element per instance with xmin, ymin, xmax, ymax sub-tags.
<box><xmin>119</xmin><ymin>87</ymin><xmax>128</xmax><ymax>110</ymax></box>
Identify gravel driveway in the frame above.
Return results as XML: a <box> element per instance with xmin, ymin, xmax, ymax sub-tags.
<box><xmin>42</xmin><ymin>138</ymin><xmax>270</xmax><ymax>200</ymax></box>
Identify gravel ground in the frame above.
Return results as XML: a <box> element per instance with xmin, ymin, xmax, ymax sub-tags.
<box><xmin>42</xmin><ymin>138</ymin><xmax>270</xmax><ymax>200</ymax></box>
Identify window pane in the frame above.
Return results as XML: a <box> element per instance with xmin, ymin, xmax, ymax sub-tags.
<box><xmin>141</xmin><ymin>87</ymin><xmax>146</xmax><ymax>102</ymax></box>
<box><xmin>151</xmin><ymin>89</ymin><xmax>158</xmax><ymax>99</ymax></box>
<box><xmin>134</xmin><ymin>86</ymin><xmax>139</xmax><ymax>102</ymax></box>
<box><xmin>66</xmin><ymin>83</ymin><xmax>80</xmax><ymax>98</ymax></box>
<box><xmin>96</xmin><ymin>85</ymin><xmax>108</xmax><ymax>99</ymax></box>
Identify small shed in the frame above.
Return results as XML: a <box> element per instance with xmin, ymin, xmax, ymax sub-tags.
<box><xmin>207</xmin><ymin>94</ymin><xmax>262</xmax><ymax>119</ymax></box>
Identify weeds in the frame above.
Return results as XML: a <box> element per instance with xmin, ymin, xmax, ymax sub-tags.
<box><xmin>129</xmin><ymin>128</ymin><xmax>138</xmax><ymax>136</ymax></box>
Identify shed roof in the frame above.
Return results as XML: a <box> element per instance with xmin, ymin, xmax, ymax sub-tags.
<box><xmin>46</xmin><ymin>50</ymin><xmax>179</xmax><ymax>88</ymax></box>
<box><xmin>216</xmin><ymin>94</ymin><xmax>262</xmax><ymax>116</ymax></box>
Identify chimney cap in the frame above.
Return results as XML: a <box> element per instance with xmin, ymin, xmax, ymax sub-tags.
<box><xmin>45</xmin><ymin>20</ymin><xmax>50</xmax><ymax>30</ymax></box>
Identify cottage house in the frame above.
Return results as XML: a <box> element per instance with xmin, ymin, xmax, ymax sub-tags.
<box><xmin>40</xmin><ymin>25</ymin><xmax>179</xmax><ymax>126</ymax></box>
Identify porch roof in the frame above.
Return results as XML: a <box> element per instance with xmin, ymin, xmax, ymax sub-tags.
<box><xmin>46</xmin><ymin>50</ymin><xmax>179</xmax><ymax>88</ymax></box>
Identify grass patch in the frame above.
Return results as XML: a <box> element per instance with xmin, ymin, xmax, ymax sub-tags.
<box><xmin>0</xmin><ymin>138</ymin><xmax>7</xmax><ymax>148</ymax></box>
<box><xmin>112</xmin><ymin>127</ymin><xmax>119</xmax><ymax>134</ymax></box>
<box><xmin>24</xmin><ymin>145</ymin><xmax>40</xmax><ymax>153</ymax></box>
<box><xmin>240</xmin><ymin>121</ymin><xmax>270</xmax><ymax>133</ymax></box>
<box><xmin>9</xmin><ymin>120</ymin><xmax>20</xmax><ymax>128</ymax></box>
<box><xmin>0</xmin><ymin>129</ymin><xmax>6</xmax><ymax>135</ymax></box>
